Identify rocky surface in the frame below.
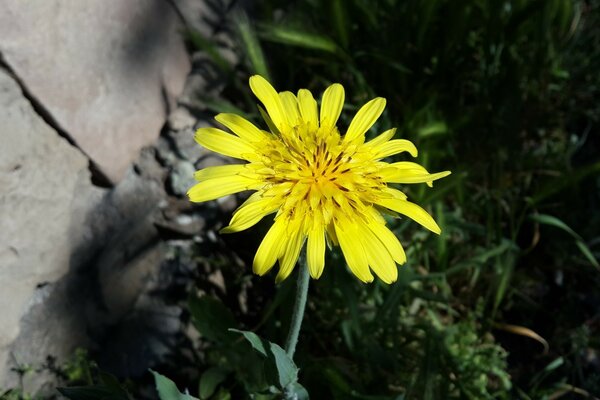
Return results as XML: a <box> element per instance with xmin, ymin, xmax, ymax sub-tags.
<box><xmin>0</xmin><ymin>0</ymin><xmax>191</xmax><ymax>183</ymax></box>
<box><xmin>0</xmin><ymin>63</ymin><xmax>177</xmax><ymax>392</ymax></box>
<box><xmin>0</xmin><ymin>67</ymin><xmax>97</xmax><ymax>391</ymax></box>
<box><xmin>0</xmin><ymin>0</ymin><xmax>244</xmax><ymax>394</ymax></box>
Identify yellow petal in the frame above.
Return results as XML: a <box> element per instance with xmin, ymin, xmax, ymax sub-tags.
<box><xmin>187</xmin><ymin>175</ymin><xmax>256</xmax><ymax>203</ymax></box>
<box><xmin>307</xmin><ymin>228</ymin><xmax>325</xmax><ymax>279</ymax></box>
<box><xmin>344</xmin><ymin>97</ymin><xmax>386</xmax><ymax>143</ymax></box>
<box><xmin>373</xmin><ymin>139</ymin><xmax>418</xmax><ymax>159</ymax></box>
<box><xmin>297</xmin><ymin>89</ymin><xmax>318</xmax><ymax>127</ymax></box>
<box><xmin>279</xmin><ymin>91</ymin><xmax>301</xmax><ymax>127</ymax></box>
<box><xmin>253</xmin><ymin>218</ymin><xmax>287</xmax><ymax>276</ymax></box>
<box><xmin>215</xmin><ymin>113</ymin><xmax>269</xmax><ymax>142</ymax></box>
<box><xmin>384</xmin><ymin>170</ymin><xmax>451</xmax><ymax>185</ymax></box>
<box><xmin>276</xmin><ymin>230</ymin><xmax>305</xmax><ymax>283</ymax></box>
<box><xmin>389</xmin><ymin>161</ymin><xmax>429</xmax><ymax>172</ymax></box>
<box><xmin>379</xmin><ymin>162</ymin><xmax>450</xmax><ymax>187</ymax></box>
<box><xmin>320</xmin><ymin>83</ymin><xmax>344</xmax><ymax>128</ymax></box>
<box><xmin>194</xmin><ymin>164</ymin><xmax>247</xmax><ymax>181</ymax></box>
<box><xmin>222</xmin><ymin>194</ymin><xmax>279</xmax><ymax>233</ymax></box>
<box><xmin>249</xmin><ymin>75</ymin><xmax>289</xmax><ymax>131</ymax></box>
<box><xmin>367</xmin><ymin>222</ymin><xmax>407</xmax><ymax>264</ymax></box>
<box><xmin>376</xmin><ymin>198</ymin><xmax>441</xmax><ymax>234</ymax></box>
<box><xmin>195</xmin><ymin>127</ymin><xmax>256</xmax><ymax>160</ymax></box>
<box><xmin>364</xmin><ymin>128</ymin><xmax>396</xmax><ymax>148</ymax></box>
<box><xmin>326</xmin><ymin>223</ymin><xmax>338</xmax><ymax>247</ymax></box>
<box><xmin>335</xmin><ymin>220</ymin><xmax>374</xmax><ymax>283</ymax></box>
<box><xmin>358</xmin><ymin>223</ymin><xmax>398</xmax><ymax>283</ymax></box>
<box><xmin>380</xmin><ymin>187</ymin><xmax>408</xmax><ymax>200</ymax></box>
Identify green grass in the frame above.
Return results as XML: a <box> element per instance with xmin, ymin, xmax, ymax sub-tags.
<box><xmin>189</xmin><ymin>1</ymin><xmax>599</xmax><ymax>398</ymax></box>
<box><xmin>51</xmin><ymin>1</ymin><xmax>600</xmax><ymax>399</ymax></box>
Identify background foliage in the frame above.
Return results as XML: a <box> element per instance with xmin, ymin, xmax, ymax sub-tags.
<box><xmin>37</xmin><ymin>0</ymin><xmax>600</xmax><ymax>399</ymax></box>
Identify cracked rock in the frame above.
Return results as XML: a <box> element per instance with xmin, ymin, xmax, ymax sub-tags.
<box><xmin>0</xmin><ymin>0</ymin><xmax>190</xmax><ymax>183</ymax></box>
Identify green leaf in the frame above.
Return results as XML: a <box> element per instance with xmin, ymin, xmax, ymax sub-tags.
<box><xmin>97</xmin><ymin>372</ymin><xmax>128</xmax><ymax>395</ymax></box>
<box><xmin>183</xmin><ymin>29</ymin><xmax>231</xmax><ymax>73</ymax></box>
<box><xmin>286</xmin><ymin>382</ymin><xmax>309</xmax><ymax>400</ymax></box>
<box><xmin>258</xmin><ymin>105</ymin><xmax>281</xmax><ymax>136</ymax></box>
<box><xmin>199</xmin><ymin>368</ymin><xmax>228</xmax><ymax>400</ymax></box>
<box><xmin>575</xmin><ymin>241</ymin><xmax>600</xmax><ymax>269</ymax></box>
<box><xmin>530</xmin><ymin>214</ymin><xmax>599</xmax><ymax>268</ymax></box>
<box><xmin>151</xmin><ymin>370</ymin><xmax>198</xmax><ymax>400</ymax></box>
<box><xmin>57</xmin><ymin>385</ymin><xmax>131</xmax><ymax>400</ymax></box>
<box><xmin>424</xmin><ymin>239</ymin><xmax>517</xmax><ymax>280</ymax></box>
<box><xmin>200</xmin><ymin>97</ymin><xmax>251</xmax><ymax>119</ymax></box>
<box><xmin>229</xmin><ymin>329</ymin><xmax>269</xmax><ymax>357</ymax></box>
<box><xmin>530</xmin><ymin>161</ymin><xmax>600</xmax><ymax>204</ymax></box>
<box><xmin>229</xmin><ymin>329</ymin><xmax>298</xmax><ymax>389</ymax></box>
<box><xmin>268</xmin><ymin>343</ymin><xmax>298</xmax><ymax>388</ymax></box>
<box><xmin>493</xmin><ymin>253</ymin><xmax>516</xmax><ymax>315</ymax></box>
<box><xmin>235</xmin><ymin>11</ymin><xmax>271</xmax><ymax>80</ymax></box>
<box><xmin>260</xmin><ymin>25</ymin><xmax>342</xmax><ymax>56</ymax></box>
<box><xmin>330</xmin><ymin>0</ymin><xmax>349</xmax><ymax>48</ymax></box>
<box><xmin>529</xmin><ymin>214</ymin><xmax>580</xmax><ymax>239</ymax></box>
<box><xmin>213</xmin><ymin>388</ymin><xmax>232</xmax><ymax>400</ymax></box>
<box><xmin>417</xmin><ymin>121</ymin><xmax>448</xmax><ymax>138</ymax></box>
<box><xmin>321</xmin><ymin>364</ymin><xmax>353</xmax><ymax>394</ymax></box>
<box><xmin>530</xmin><ymin>357</ymin><xmax>565</xmax><ymax>389</ymax></box>
<box><xmin>58</xmin><ymin>371</ymin><xmax>131</xmax><ymax>400</ymax></box>
<box><xmin>340</xmin><ymin>319</ymin><xmax>355</xmax><ymax>351</ymax></box>
<box><xmin>189</xmin><ymin>295</ymin><xmax>237</xmax><ymax>343</ymax></box>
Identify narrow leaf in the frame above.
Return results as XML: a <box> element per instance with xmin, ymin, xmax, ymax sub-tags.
<box><xmin>575</xmin><ymin>240</ymin><xmax>600</xmax><ymax>269</ymax></box>
<box><xmin>228</xmin><ymin>329</ymin><xmax>269</xmax><ymax>357</ymax></box>
<box><xmin>189</xmin><ymin>295</ymin><xmax>237</xmax><ymax>343</ymax></box>
<box><xmin>229</xmin><ymin>329</ymin><xmax>298</xmax><ymax>389</ymax></box>
<box><xmin>530</xmin><ymin>214</ymin><xmax>580</xmax><ymax>240</ymax></box>
<box><xmin>199</xmin><ymin>367</ymin><xmax>228</xmax><ymax>400</ymax></box>
<box><xmin>235</xmin><ymin>12</ymin><xmax>271</xmax><ymax>80</ymax></box>
<box><xmin>261</xmin><ymin>25</ymin><xmax>341</xmax><ymax>55</ymax></box>
<box><xmin>268</xmin><ymin>342</ymin><xmax>298</xmax><ymax>388</ymax></box>
<box><xmin>151</xmin><ymin>370</ymin><xmax>198</xmax><ymax>400</ymax></box>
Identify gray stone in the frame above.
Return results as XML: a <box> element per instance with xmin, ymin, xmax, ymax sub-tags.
<box><xmin>167</xmin><ymin>107</ymin><xmax>197</xmax><ymax>132</ymax></box>
<box><xmin>177</xmin><ymin>52</ymin><xmax>229</xmax><ymax>109</ymax></box>
<box><xmin>169</xmin><ymin>160</ymin><xmax>197</xmax><ymax>197</ymax></box>
<box><xmin>171</xmin><ymin>126</ymin><xmax>203</xmax><ymax>163</ymax></box>
<box><xmin>155</xmin><ymin>199</ymin><xmax>206</xmax><ymax>237</ymax></box>
<box><xmin>0</xmin><ymin>0</ymin><xmax>248</xmax><ymax>393</ymax></box>
<box><xmin>0</xmin><ymin>67</ymin><xmax>95</xmax><ymax>391</ymax></box>
<box><xmin>4</xmin><ymin>165</ymin><xmax>168</xmax><ymax>393</ymax></box>
<box><xmin>0</xmin><ymin>0</ymin><xmax>191</xmax><ymax>183</ymax></box>
<box><xmin>0</xmin><ymin>65</ymin><xmax>171</xmax><ymax>393</ymax></box>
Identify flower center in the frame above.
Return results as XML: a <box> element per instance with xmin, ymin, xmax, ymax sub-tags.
<box><xmin>253</xmin><ymin>122</ymin><xmax>386</xmax><ymax>225</ymax></box>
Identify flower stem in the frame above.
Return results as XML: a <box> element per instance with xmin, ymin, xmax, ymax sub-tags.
<box><xmin>284</xmin><ymin>258</ymin><xmax>310</xmax><ymax>360</ymax></box>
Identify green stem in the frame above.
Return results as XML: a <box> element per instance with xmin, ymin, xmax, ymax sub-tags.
<box><xmin>284</xmin><ymin>258</ymin><xmax>310</xmax><ymax>360</ymax></box>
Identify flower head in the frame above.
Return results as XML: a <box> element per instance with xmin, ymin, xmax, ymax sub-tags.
<box><xmin>188</xmin><ymin>76</ymin><xmax>450</xmax><ymax>283</ymax></box>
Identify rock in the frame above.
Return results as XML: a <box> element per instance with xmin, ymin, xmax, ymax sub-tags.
<box><xmin>134</xmin><ymin>147</ymin><xmax>167</xmax><ymax>184</ymax></box>
<box><xmin>1</xmin><ymin>165</ymin><xmax>169</xmax><ymax>395</ymax></box>
<box><xmin>170</xmin><ymin>126</ymin><xmax>203</xmax><ymax>163</ymax></box>
<box><xmin>167</xmin><ymin>107</ymin><xmax>197</xmax><ymax>132</ymax></box>
<box><xmin>0</xmin><ymin>67</ymin><xmax>95</xmax><ymax>392</ymax></box>
<box><xmin>0</xmin><ymin>0</ymin><xmax>190</xmax><ymax>183</ymax></box>
<box><xmin>0</xmin><ymin>65</ymin><xmax>171</xmax><ymax>393</ymax></box>
<box><xmin>0</xmin><ymin>0</ymin><xmax>253</xmax><ymax>392</ymax></box>
<box><xmin>95</xmin><ymin>303</ymin><xmax>182</xmax><ymax>377</ymax></box>
<box><xmin>177</xmin><ymin>52</ymin><xmax>229</xmax><ymax>109</ymax></box>
<box><xmin>155</xmin><ymin>197</ymin><xmax>206</xmax><ymax>238</ymax></box>
<box><xmin>172</xmin><ymin>0</ymin><xmax>226</xmax><ymax>37</ymax></box>
<box><xmin>168</xmin><ymin>160</ymin><xmax>197</xmax><ymax>197</ymax></box>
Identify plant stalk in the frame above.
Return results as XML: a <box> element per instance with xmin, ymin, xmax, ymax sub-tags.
<box><xmin>284</xmin><ymin>258</ymin><xmax>310</xmax><ymax>360</ymax></box>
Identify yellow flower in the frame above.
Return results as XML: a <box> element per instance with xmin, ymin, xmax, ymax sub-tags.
<box><xmin>188</xmin><ymin>76</ymin><xmax>450</xmax><ymax>284</ymax></box>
